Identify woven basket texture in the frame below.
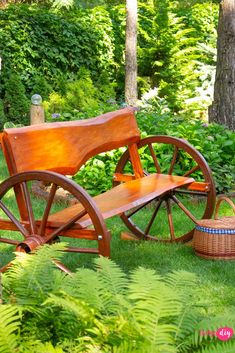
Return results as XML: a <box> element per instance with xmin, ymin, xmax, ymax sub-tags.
<box><xmin>194</xmin><ymin>196</ymin><xmax>235</xmax><ymax>260</ymax></box>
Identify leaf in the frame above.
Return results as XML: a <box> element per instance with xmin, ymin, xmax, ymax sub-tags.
<box><xmin>0</xmin><ymin>305</ymin><xmax>20</xmax><ymax>353</ymax></box>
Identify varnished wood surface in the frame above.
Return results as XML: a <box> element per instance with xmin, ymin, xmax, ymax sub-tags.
<box><xmin>47</xmin><ymin>173</ymin><xmax>194</xmax><ymax>229</ymax></box>
<box><xmin>2</xmin><ymin>107</ymin><xmax>140</xmax><ymax>175</ymax></box>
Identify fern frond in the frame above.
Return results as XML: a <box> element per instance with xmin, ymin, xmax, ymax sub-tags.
<box><xmin>195</xmin><ymin>340</ymin><xmax>235</xmax><ymax>353</ymax></box>
<box><xmin>44</xmin><ymin>292</ymin><xmax>95</xmax><ymax>323</ymax></box>
<box><xmin>94</xmin><ymin>257</ymin><xmax>128</xmax><ymax>295</ymax></box>
<box><xmin>33</xmin><ymin>342</ymin><xmax>65</xmax><ymax>353</ymax></box>
<box><xmin>3</xmin><ymin>244</ymin><xmax>67</xmax><ymax>305</ymax></box>
<box><xmin>128</xmin><ymin>268</ymin><xmax>181</xmax><ymax>349</ymax></box>
<box><xmin>65</xmin><ymin>269</ymin><xmax>104</xmax><ymax>311</ymax></box>
<box><xmin>164</xmin><ymin>270</ymin><xmax>197</xmax><ymax>292</ymax></box>
<box><xmin>0</xmin><ymin>305</ymin><xmax>21</xmax><ymax>353</ymax></box>
<box><xmin>193</xmin><ymin>313</ymin><xmax>235</xmax><ymax>346</ymax></box>
<box><xmin>93</xmin><ymin>257</ymin><xmax>129</xmax><ymax>314</ymax></box>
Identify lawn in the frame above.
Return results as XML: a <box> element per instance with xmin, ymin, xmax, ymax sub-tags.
<box><xmin>0</xmin><ymin>149</ymin><xmax>234</xmax><ymax>317</ymax></box>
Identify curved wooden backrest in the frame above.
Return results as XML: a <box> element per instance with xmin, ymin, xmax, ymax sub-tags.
<box><xmin>2</xmin><ymin>107</ymin><xmax>141</xmax><ymax>176</ymax></box>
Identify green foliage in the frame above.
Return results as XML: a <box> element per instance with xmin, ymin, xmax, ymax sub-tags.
<box><xmin>0</xmin><ymin>305</ymin><xmax>21</xmax><ymax>353</ymax></box>
<box><xmin>0</xmin><ymin>4</ymin><xmax>115</xmax><ymax>95</ymax></box>
<box><xmin>3</xmin><ymin>73</ymin><xmax>30</xmax><ymax>125</ymax></box>
<box><xmin>30</xmin><ymin>75</ymin><xmax>53</xmax><ymax>101</ymax></box>
<box><xmin>0</xmin><ymin>99</ymin><xmax>6</xmax><ymax>130</ymax></box>
<box><xmin>73</xmin><ymin>149</ymin><xmax>122</xmax><ymax>196</ymax></box>
<box><xmin>183</xmin><ymin>3</ymin><xmax>218</xmax><ymax>47</ymax></box>
<box><xmin>0</xmin><ymin>1</ymin><xmax>219</xmax><ymax>125</ymax></box>
<box><xmin>2</xmin><ymin>245</ymin><xmax>235</xmax><ymax>352</ymax></box>
<box><xmin>63</xmin><ymin>70</ymin><xmax>99</xmax><ymax>112</ymax></box>
<box><xmin>154</xmin><ymin>1</ymin><xmax>200</xmax><ymax>111</ymax></box>
<box><xmin>44</xmin><ymin>69</ymin><xmax>117</xmax><ymax>121</ymax></box>
<box><xmin>3</xmin><ymin>243</ymin><xmax>66</xmax><ymax>305</ymax></box>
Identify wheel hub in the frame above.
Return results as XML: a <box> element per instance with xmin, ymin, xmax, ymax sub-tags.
<box><xmin>16</xmin><ymin>234</ymin><xmax>45</xmax><ymax>253</ymax></box>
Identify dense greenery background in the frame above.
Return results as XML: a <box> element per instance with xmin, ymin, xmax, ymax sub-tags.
<box><xmin>0</xmin><ymin>1</ymin><xmax>218</xmax><ymax>122</ymax></box>
<box><xmin>0</xmin><ymin>0</ymin><xmax>234</xmax><ymax>193</ymax></box>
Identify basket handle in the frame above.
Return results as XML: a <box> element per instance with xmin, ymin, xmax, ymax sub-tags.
<box><xmin>214</xmin><ymin>196</ymin><xmax>235</xmax><ymax>220</ymax></box>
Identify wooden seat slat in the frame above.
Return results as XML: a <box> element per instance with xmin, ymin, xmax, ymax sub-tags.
<box><xmin>47</xmin><ymin>174</ymin><xmax>194</xmax><ymax>229</ymax></box>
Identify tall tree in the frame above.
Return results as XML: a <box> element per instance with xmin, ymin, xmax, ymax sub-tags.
<box><xmin>209</xmin><ymin>0</ymin><xmax>235</xmax><ymax>130</ymax></box>
<box><xmin>125</xmin><ymin>0</ymin><xmax>138</xmax><ymax>106</ymax></box>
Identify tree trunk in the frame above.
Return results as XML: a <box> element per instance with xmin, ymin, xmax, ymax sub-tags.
<box><xmin>209</xmin><ymin>0</ymin><xmax>235</xmax><ymax>130</ymax></box>
<box><xmin>125</xmin><ymin>0</ymin><xmax>138</xmax><ymax>106</ymax></box>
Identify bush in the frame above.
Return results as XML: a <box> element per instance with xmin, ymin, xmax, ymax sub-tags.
<box><xmin>3</xmin><ymin>73</ymin><xmax>30</xmax><ymax>126</ymax></box>
<box><xmin>0</xmin><ymin>5</ymin><xmax>115</xmax><ymax>95</ymax></box>
<box><xmin>44</xmin><ymin>69</ymin><xmax>118</xmax><ymax>121</ymax></box>
<box><xmin>0</xmin><ymin>99</ymin><xmax>6</xmax><ymax>130</ymax></box>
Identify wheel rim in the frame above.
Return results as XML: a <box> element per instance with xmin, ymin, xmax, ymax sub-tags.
<box><xmin>0</xmin><ymin>171</ymin><xmax>109</xmax><ymax>271</ymax></box>
<box><xmin>115</xmin><ymin>136</ymin><xmax>216</xmax><ymax>242</ymax></box>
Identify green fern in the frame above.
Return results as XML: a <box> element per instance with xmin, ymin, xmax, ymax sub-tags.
<box><xmin>195</xmin><ymin>340</ymin><xmax>235</xmax><ymax>353</ymax></box>
<box><xmin>3</xmin><ymin>243</ymin><xmax>67</xmax><ymax>305</ymax></box>
<box><xmin>2</xmin><ymin>248</ymin><xmax>234</xmax><ymax>353</ymax></box>
<box><xmin>0</xmin><ymin>305</ymin><xmax>21</xmax><ymax>353</ymax></box>
<box><xmin>93</xmin><ymin>257</ymin><xmax>129</xmax><ymax>315</ymax></box>
<box><xmin>65</xmin><ymin>269</ymin><xmax>105</xmax><ymax>311</ymax></box>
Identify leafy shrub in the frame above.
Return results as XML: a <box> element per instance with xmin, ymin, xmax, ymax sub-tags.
<box><xmin>73</xmin><ymin>149</ymin><xmax>123</xmax><ymax>196</ymax></box>
<box><xmin>2</xmin><ymin>244</ymin><xmax>235</xmax><ymax>353</ymax></box>
<box><xmin>44</xmin><ymin>69</ymin><xmax>118</xmax><ymax>121</ymax></box>
<box><xmin>0</xmin><ymin>99</ymin><xmax>6</xmax><ymax>130</ymax></box>
<box><xmin>0</xmin><ymin>5</ymin><xmax>115</xmax><ymax>95</ymax></box>
<box><xmin>30</xmin><ymin>75</ymin><xmax>53</xmax><ymax>101</ymax></box>
<box><xmin>3</xmin><ymin>73</ymin><xmax>30</xmax><ymax>126</ymax></box>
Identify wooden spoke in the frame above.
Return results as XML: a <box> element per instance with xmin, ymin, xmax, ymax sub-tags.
<box><xmin>144</xmin><ymin>199</ymin><xmax>163</xmax><ymax>235</ymax></box>
<box><xmin>175</xmin><ymin>189</ymin><xmax>208</xmax><ymax>197</ymax></box>
<box><xmin>168</xmin><ymin>146</ymin><xmax>179</xmax><ymax>175</ymax></box>
<box><xmin>0</xmin><ymin>200</ymin><xmax>29</xmax><ymax>237</ymax></box>
<box><xmin>148</xmin><ymin>143</ymin><xmax>161</xmax><ymax>173</ymax></box>
<box><xmin>126</xmin><ymin>198</ymin><xmax>157</xmax><ymax>218</ymax></box>
<box><xmin>53</xmin><ymin>260</ymin><xmax>72</xmax><ymax>274</ymax></box>
<box><xmin>171</xmin><ymin>195</ymin><xmax>197</xmax><ymax>223</ymax></box>
<box><xmin>165</xmin><ymin>199</ymin><xmax>175</xmax><ymax>241</ymax></box>
<box><xmin>39</xmin><ymin>183</ymin><xmax>57</xmax><ymax>237</ymax></box>
<box><xmin>0</xmin><ymin>260</ymin><xmax>13</xmax><ymax>273</ymax></box>
<box><xmin>22</xmin><ymin>182</ymin><xmax>37</xmax><ymax>234</ymax></box>
<box><xmin>183</xmin><ymin>164</ymin><xmax>200</xmax><ymax>177</ymax></box>
<box><xmin>45</xmin><ymin>208</ymin><xmax>88</xmax><ymax>242</ymax></box>
<box><xmin>115</xmin><ymin>135</ymin><xmax>216</xmax><ymax>242</ymax></box>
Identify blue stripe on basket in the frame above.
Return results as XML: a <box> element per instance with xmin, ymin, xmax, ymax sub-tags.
<box><xmin>196</xmin><ymin>225</ymin><xmax>235</xmax><ymax>235</ymax></box>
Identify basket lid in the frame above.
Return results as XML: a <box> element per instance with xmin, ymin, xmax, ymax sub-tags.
<box><xmin>197</xmin><ymin>216</ymin><xmax>235</xmax><ymax>229</ymax></box>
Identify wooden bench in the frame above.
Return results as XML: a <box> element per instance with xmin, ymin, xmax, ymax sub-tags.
<box><xmin>0</xmin><ymin>107</ymin><xmax>216</xmax><ymax>271</ymax></box>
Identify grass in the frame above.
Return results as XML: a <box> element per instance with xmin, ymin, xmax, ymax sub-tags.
<box><xmin>0</xmin><ymin>150</ymin><xmax>235</xmax><ymax>316</ymax></box>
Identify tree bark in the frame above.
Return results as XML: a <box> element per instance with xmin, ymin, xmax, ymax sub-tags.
<box><xmin>125</xmin><ymin>0</ymin><xmax>138</xmax><ymax>106</ymax></box>
<box><xmin>209</xmin><ymin>0</ymin><xmax>235</xmax><ymax>130</ymax></box>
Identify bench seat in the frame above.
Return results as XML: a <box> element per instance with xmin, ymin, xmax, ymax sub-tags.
<box><xmin>47</xmin><ymin>173</ymin><xmax>194</xmax><ymax>230</ymax></box>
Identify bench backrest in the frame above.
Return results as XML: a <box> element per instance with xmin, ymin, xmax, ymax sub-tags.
<box><xmin>2</xmin><ymin>107</ymin><xmax>142</xmax><ymax>177</ymax></box>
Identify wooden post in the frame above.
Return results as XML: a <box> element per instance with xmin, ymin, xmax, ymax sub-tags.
<box><xmin>30</xmin><ymin>94</ymin><xmax>45</xmax><ymax>125</ymax></box>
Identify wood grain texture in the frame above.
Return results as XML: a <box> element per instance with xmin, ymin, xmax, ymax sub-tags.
<box><xmin>47</xmin><ymin>173</ymin><xmax>194</xmax><ymax>229</ymax></box>
<box><xmin>2</xmin><ymin>107</ymin><xmax>140</xmax><ymax>175</ymax></box>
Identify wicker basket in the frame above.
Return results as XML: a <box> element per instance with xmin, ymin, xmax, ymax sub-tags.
<box><xmin>194</xmin><ymin>196</ymin><xmax>235</xmax><ymax>260</ymax></box>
